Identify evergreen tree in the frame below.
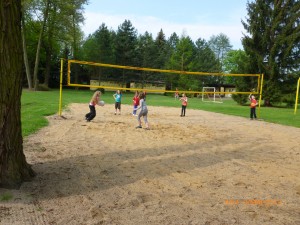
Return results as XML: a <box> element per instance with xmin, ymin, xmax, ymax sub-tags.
<box><xmin>168</xmin><ymin>35</ymin><xmax>196</xmax><ymax>91</ymax></box>
<box><xmin>242</xmin><ymin>0</ymin><xmax>300</xmax><ymax>105</ymax></box>
<box><xmin>167</xmin><ymin>32</ymin><xmax>180</xmax><ymax>54</ymax></box>
<box><xmin>136</xmin><ymin>32</ymin><xmax>157</xmax><ymax>87</ymax></box>
<box><xmin>114</xmin><ymin>20</ymin><xmax>138</xmax><ymax>84</ymax></box>
<box><xmin>154</xmin><ymin>29</ymin><xmax>169</xmax><ymax>69</ymax></box>
<box><xmin>192</xmin><ymin>38</ymin><xmax>221</xmax><ymax>88</ymax></box>
<box><xmin>152</xmin><ymin>29</ymin><xmax>170</xmax><ymax>88</ymax></box>
<box><xmin>164</xmin><ymin>32</ymin><xmax>180</xmax><ymax>90</ymax></box>
<box><xmin>81</xmin><ymin>23</ymin><xmax>115</xmax><ymax>83</ymax></box>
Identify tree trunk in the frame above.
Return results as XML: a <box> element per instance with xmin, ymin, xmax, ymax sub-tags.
<box><xmin>43</xmin><ymin>3</ymin><xmax>56</xmax><ymax>88</ymax></box>
<box><xmin>33</xmin><ymin>0</ymin><xmax>50</xmax><ymax>91</ymax></box>
<box><xmin>264</xmin><ymin>98</ymin><xmax>272</xmax><ymax>107</ymax></box>
<box><xmin>72</xmin><ymin>15</ymin><xmax>79</xmax><ymax>89</ymax></box>
<box><xmin>0</xmin><ymin>0</ymin><xmax>35</xmax><ymax>189</ymax></box>
<box><xmin>21</xmin><ymin>11</ymin><xmax>33</xmax><ymax>90</ymax></box>
<box><xmin>43</xmin><ymin>47</ymin><xmax>51</xmax><ymax>87</ymax></box>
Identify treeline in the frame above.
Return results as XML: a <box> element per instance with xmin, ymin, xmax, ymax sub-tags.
<box><xmin>22</xmin><ymin>0</ymin><xmax>232</xmax><ymax>92</ymax></box>
<box><xmin>78</xmin><ymin>21</ymin><xmax>233</xmax><ymax>91</ymax></box>
<box><xmin>22</xmin><ymin>0</ymin><xmax>300</xmax><ymax>105</ymax></box>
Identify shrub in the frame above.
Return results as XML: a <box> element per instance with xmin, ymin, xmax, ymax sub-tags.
<box><xmin>282</xmin><ymin>94</ymin><xmax>295</xmax><ymax>108</ymax></box>
<box><xmin>232</xmin><ymin>94</ymin><xmax>248</xmax><ymax>105</ymax></box>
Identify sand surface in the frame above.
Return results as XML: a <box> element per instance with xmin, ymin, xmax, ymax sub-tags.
<box><xmin>1</xmin><ymin>103</ymin><xmax>300</xmax><ymax>225</ymax></box>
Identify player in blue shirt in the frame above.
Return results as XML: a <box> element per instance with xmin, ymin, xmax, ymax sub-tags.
<box><xmin>113</xmin><ymin>90</ymin><xmax>122</xmax><ymax>115</ymax></box>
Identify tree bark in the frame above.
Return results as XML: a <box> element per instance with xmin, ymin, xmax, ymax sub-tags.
<box><xmin>0</xmin><ymin>0</ymin><xmax>35</xmax><ymax>189</ymax></box>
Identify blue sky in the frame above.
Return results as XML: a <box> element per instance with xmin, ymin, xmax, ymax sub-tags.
<box><xmin>81</xmin><ymin>0</ymin><xmax>250</xmax><ymax>49</ymax></box>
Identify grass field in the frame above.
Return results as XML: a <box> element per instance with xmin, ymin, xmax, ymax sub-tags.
<box><xmin>21</xmin><ymin>89</ymin><xmax>300</xmax><ymax>136</ymax></box>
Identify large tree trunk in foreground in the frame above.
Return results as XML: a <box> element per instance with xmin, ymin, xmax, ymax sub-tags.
<box><xmin>0</xmin><ymin>0</ymin><xmax>35</xmax><ymax>189</ymax></box>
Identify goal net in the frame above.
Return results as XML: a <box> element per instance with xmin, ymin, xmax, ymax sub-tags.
<box><xmin>202</xmin><ymin>87</ymin><xmax>223</xmax><ymax>103</ymax></box>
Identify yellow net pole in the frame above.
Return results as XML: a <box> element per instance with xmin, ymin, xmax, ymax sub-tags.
<box><xmin>294</xmin><ymin>77</ymin><xmax>300</xmax><ymax>115</ymax></box>
<box><xmin>258</xmin><ymin>73</ymin><xmax>264</xmax><ymax>118</ymax></box>
<box><xmin>256</xmin><ymin>75</ymin><xmax>261</xmax><ymax>92</ymax></box>
<box><xmin>67</xmin><ymin>60</ymin><xmax>71</xmax><ymax>85</ymax></box>
<box><xmin>58</xmin><ymin>58</ymin><xmax>64</xmax><ymax>116</ymax></box>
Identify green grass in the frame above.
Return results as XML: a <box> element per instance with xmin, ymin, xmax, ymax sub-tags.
<box><xmin>0</xmin><ymin>192</ymin><xmax>13</xmax><ymax>201</ymax></box>
<box><xmin>21</xmin><ymin>89</ymin><xmax>300</xmax><ymax>136</ymax></box>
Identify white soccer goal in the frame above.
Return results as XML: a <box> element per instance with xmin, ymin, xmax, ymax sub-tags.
<box><xmin>201</xmin><ymin>87</ymin><xmax>223</xmax><ymax>103</ymax></box>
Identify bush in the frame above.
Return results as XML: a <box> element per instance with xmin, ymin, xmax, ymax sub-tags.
<box><xmin>232</xmin><ymin>94</ymin><xmax>248</xmax><ymax>105</ymax></box>
<box><xmin>37</xmin><ymin>84</ymin><xmax>51</xmax><ymax>91</ymax></box>
<box><xmin>282</xmin><ymin>94</ymin><xmax>295</xmax><ymax>108</ymax></box>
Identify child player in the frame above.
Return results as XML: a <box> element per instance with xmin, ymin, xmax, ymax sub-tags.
<box><xmin>132</xmin><ymin>91</ymin><xmax>140</xmax><ymax>116</ymax></box>
<box><xmin>136</xmin><ymin>92</ymin><xmax>150</xmax><ymax>130</ymax></box>
<box><xmin>179</xmin><ymin>93</ymin><xmax>188</xmax><ymax>117</ymax></box>
<box><xmin>249</xmin><ymin>94</ymin><xmax>258</xmax><ymax>120</ymax></box>
<box><xmin>85</xmin><ymin>90</ymin><xmax>101</xmax><ymax>122</ymax></box>
<box><xmin>113</xmin><ymin>90</ymin><xmax>122</xmax><ymax>115</ymax></box>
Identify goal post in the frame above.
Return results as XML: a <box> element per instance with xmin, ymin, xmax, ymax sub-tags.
<box><xmin>58</xmin><ymin>59</ymin><xmax>263</xmax><ymax>116</ymax></box>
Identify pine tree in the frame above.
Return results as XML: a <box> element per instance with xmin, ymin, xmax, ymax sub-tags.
<box><xmin>154</xmin><ymin>29</ymin><xmax>169</xmax><ymax>69</ymax></box>
<box><xmin>114</xmin><ymin>20</ymin><xmax>138</xmax><ymax>84</ymax></box>
<box><xmin>242</xmin><ymin>0</ymin><xmax>300</xmax><ymax>105</ymax></box>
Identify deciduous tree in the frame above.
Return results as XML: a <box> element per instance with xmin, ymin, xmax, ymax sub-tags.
<box><xmin>0</xmin><ymin>0</ymin><xmax>35</xmax><ymax>188</ymax></box>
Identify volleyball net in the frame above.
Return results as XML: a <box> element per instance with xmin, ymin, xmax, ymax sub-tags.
<box><xmin>59</xmin><ymin>59</ymin><xmax>264</xmax><ymax>115</ymax></box>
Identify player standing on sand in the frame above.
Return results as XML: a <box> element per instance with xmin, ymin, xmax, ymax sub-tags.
<box><xmin>249</xmin><ymin>94</ymin><xmax>258</xmax><ymax>120</ymax></box>
<box><xmin>113</xmin><ymin>90</ymin><xmax>122</xmax><ymax>115</ymax></box>
<box><xmin>179</xmin><ymin>93</ymin><xmax>188</xmax><ymax>117</ymax></box>
<box><xmin>136</xmin><ymin>92</ymin><xmax>150</xmax><ymax>130</ymax></box>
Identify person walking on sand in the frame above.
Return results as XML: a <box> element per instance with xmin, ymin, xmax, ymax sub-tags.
<box><xmin>85</xmin><ymin>90</ymin><xmax>101</xmax><ymax>122</ymax></box>
<box><xmin>249</xmin><ymin>94</ymin><xmax>258</xmax><ymax>120</ymax></box>
<box><xmin>113</xmin><ymin>90</ymin><xmax>122</xmax><ymax>115</ymax></box>
<box><xmin>136</xmin><ymin>92</ymin><xmax>150</xmax><ymax>130</ymax></box>
<box><xmin>179</xmin><ymin>93</ymin><xmax>188</xmax><ymax>117</ymax></box>
<box><xmin>132</xmin><ymin>91</ymin><xmax>140</xmax><ymax>116</ymax></box>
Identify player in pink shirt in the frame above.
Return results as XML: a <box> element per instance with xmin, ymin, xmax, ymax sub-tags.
<box><xmin>132</xmin><ymin>91</ymin><xmax>140</xmax><ymax>116</ymax></box>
